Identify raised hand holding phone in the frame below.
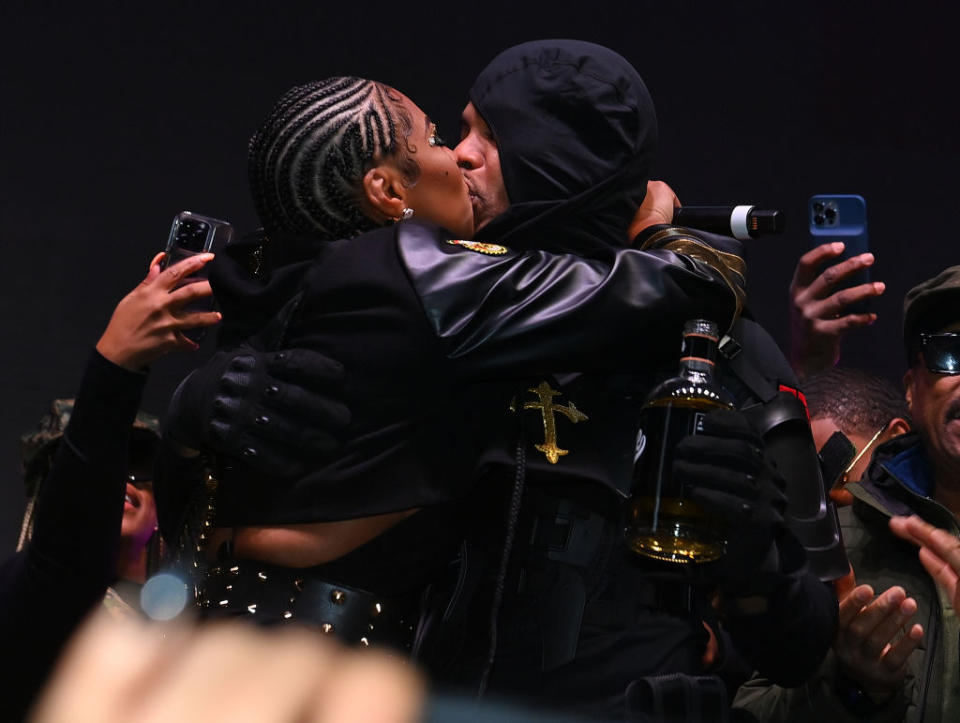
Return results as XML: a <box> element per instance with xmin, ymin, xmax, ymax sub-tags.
<box><xmin>788</xmin><ymin>194</ymin><xmax>886</xmax><ymax>378</ymax></box>
<box><xmin>96</xmin><ymin>253</ymin><xmax>222</xmax><ymax>371</ymax></box>
<box><xmin>160</xmin><ymin>211</ymin><xmax>233</xmax><ymax>342</ymax></box>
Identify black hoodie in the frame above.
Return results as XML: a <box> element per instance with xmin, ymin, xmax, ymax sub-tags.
<box><xmin>471</xmin><ymin>39</ymin><xmax>657</xmax><ymax>256</ymax></box>
<box><xmin>438</xmin><ymin>40</ymin><xmax>836</xmax><ymax>707</ymax></box>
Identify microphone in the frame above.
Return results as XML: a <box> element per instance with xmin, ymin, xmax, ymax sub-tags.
<box><xmin>672</xmin><ymin>206</ymin><xmax>784</xmax><ymax>241</ymax></box>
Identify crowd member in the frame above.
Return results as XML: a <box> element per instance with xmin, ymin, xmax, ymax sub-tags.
<box><xmin>30</xmin><ymin>613</ymin><xmax>426</xmax><ymax>723</ymax></box>
<box><xmin>804</xmin><ymin>367</ymin><xmax>911</xmax><ymax>505</ymax></box>
<box><xmin>788</xmin><ymin>241</ymin><xmax>886</xmax><ymax>379</ymax></box>
<box><xmin>18</xmin><ymin>398</ymin><xmax>164</xmax><ymax>616</ymax></box>
<box><xmin>0</xmin><ymin>251</ymin><xmax>347</xmax><ymax>720</ymax></box>
<box><xmin>891</xmin><ymin>516</ymin><xmax>960</xmax><ymax>648</ymax></box>
<box><xmin>155</xmin><ymin>71</ymin><xmax>744</xmax><ymax>698</ymax></box>
<box><xmin>31</xmin><ymin>612</ymin><xmax>596</xmax><ymax>723</ymax></box>
<box><xmin>0</xmin><ymin>252</ymin><xmax>221</xmax><ymax>720</ymax></box>
<box><xmin>734</xmin><ymin>266</ymin><xmax>960</xmax><ymax>722</ymax></box>
<box><xmin>432</xmin><ymin>39</ymin><xmax>837</xmax><ymax>716</ymax></box>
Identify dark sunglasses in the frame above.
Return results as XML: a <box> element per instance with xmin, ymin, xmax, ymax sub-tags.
<box><xmin>920</xmin><ymin>332</ymin><xmax>960</xmax><ymax>375</ymax></box>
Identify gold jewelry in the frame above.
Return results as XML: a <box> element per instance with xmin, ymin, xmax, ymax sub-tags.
<box><xmin>841</xmin><ymin>422</ymin><xmax>888</xmax><ymax>484</ymax></box>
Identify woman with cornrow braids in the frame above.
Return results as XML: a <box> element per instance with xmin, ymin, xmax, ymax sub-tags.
<box><xmin>156</xmin><ymin>75</ymin><xmax>743</xmax><ymax>666</ymax></box>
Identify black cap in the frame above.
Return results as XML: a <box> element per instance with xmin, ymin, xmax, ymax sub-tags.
<box><xmin>903</xmin><ymin>265</ymin><xmax>960</xmax><ymax>362</ymax></box>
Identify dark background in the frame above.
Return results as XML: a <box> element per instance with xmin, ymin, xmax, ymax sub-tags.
<box><xmin>1</xmin><ymin>1</ymin><xmax>957</xmax><ymax>550</ymax></box>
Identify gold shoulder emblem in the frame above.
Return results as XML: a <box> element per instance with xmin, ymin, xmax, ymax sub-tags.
<box><xmin>446</xmin><ymin>239</ymin><xmax>509</xmax><ymax>255</ymax></box>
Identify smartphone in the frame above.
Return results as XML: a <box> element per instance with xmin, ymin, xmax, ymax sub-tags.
<box><xmin>161</xmin><ymin>211</ymin><xmax>234</xmax><ymax>340</ymax></box>
<box><xmin>808</xmin><ymin>194</ymin><xmax>870</xmax><ymax>314</ymax></box>
<box><xmin>161</xmin><ymin>210</ymin><xmax>233</xmax><ymax>270</ymax></box>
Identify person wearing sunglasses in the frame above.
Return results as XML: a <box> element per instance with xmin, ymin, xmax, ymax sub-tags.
<box><xmin>734</xmin><ymin>266</ymin><xmax>960</xmax><ymax>722</ymax></box>
<box><xmin>17</xmin><ymin>401</ymin><xmax>165</xmax><ymax>619</ymax></box>
<box><xmin>0</xmin><ymin>253</ymin><xmax>346</xmax><ymax>721</ymax></box>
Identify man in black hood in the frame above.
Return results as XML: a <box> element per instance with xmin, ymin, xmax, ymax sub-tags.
<box><xmin>461</xmin><ymin>40</ymin><xmax>657</xmax><ymax>256</ymax></box>
<box><xmin>439</xmin><ymin>39</ymin><xmax>840</xmax><ymax>718</ymax></box>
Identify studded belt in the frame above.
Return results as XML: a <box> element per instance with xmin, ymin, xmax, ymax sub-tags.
<box><xmin>198</xmin><ymin>558</ymin><xmax>418</xmax><ymax>651</ymax></box>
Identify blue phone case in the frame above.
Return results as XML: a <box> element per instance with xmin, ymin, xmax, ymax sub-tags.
<box><xmin>808</xmin><ymin>194</ymin><xmax>870</xmax><ymax>314</ymax></box>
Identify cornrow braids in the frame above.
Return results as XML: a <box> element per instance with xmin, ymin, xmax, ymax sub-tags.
<box><xmin>249</xmin><ymin>77</ymin><xmax>420</xmax><ymax>240</ymax></box>
<box><xmin>804</xmin><ymin>367</ymin><xmax>911</xmax><ymax>434</ymax></box>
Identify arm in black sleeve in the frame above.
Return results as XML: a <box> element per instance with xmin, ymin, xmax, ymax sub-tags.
<box><xmin>0</xmin><ymin>349</ymin><xmax>146</xmax><ymax>718</ymax></box>
<box><xmin>721</xmin><ymin>531</ymin><xmax>838</xmax><ymax>686</ymax></box>
<box><xmin>675</xmin><ymin>410</ymin><xmax>837</xmax><ymax>685</ymax></box>
<box><xmin>397</xmin><ymin>221</ymin><xmax>743</xmax><ymax>377</ymax></box>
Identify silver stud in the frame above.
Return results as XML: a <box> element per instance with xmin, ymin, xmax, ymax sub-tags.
<box><xmin>293</xmin><ymin>579</ymin><xmax>304</xmax><ymax>592</ymax></box>
<box><xmin>360</xmin><ymin>637</ymin><xmax>370</xmax><ymax>647</ymax></box>
<box><xmin>229</xmin><ymin>566</ymin><xmax>239</xmax><ymax>575</ymax></box>
<box><xmin>247</xmin><ymin>604</ymin><xmax>257</xmax><ymax>614</ymax></box>
<box><xmin>283</xmin><ymin>611</ymin><xmax>293</xmax><ymax>619</ymax></box>
<box><xmin>331</xmin><ymin>589</ymin><xmax>346</xmax><ymax>605</ymax></box>
<box><xmin>371</xmin><ymin>602</ymin><xmax>382</xmax><ymax>618</ymax></box>
<box><xmin>320</xmin><ymin>623</ymin><xmax>335</xmax><ymax>634</ymax></box>
<box><xmin>225</xmin><ymin>584</ymin><xmax>233</xmax><ymax>591</ymax></box>
<box><xmin>368</xmin><ymin>623</ymin><xmax>375</xmax><ymax>631</ymax></box>
<box><xmin>258</xmin><ymin>571</ymin><xmax>268</xmax><ymax>581</ymax></box>
<box><xmin>219</xmin><ymin>599</ymin><xmax>229</xmax><ymax>607</ymax></box>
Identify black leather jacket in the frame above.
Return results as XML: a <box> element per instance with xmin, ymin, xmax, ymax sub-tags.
<box><xmin>157</xmin><ymin>219</ymin><xmax>740</xmax><ymax>538</ymax></box>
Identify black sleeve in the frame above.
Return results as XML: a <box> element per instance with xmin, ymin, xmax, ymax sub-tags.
<box><xmin>0</xmin><ymin>350</ymin><xmax>145</xmax><ymax>719</ymax></box>
<box><xmin>721</xmin><ymin>531</ymin><xmax>839</xmax><ymax>686</ymax></box>
<box><xmin>153</xmin><ymin>432</ymin><xmax>208</xmax><ymax>552</ymax></box>
<box><xmin>397</xmin><ymin>222</ymin><xmax>741</xmax><ymax>378</ymax></box>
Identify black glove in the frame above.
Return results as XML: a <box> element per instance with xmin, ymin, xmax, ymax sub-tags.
<box><xmin>672</xmin><ymin>409</ymin><xmax>787</xmax><ymax>583</ymax></box>
<box><xmin>166</xmin><ymin>346</ymin><xmax>351</xmax><ymax>478</ymax></box>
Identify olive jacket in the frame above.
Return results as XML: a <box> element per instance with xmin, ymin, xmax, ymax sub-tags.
<box><xmin>733</xmin><ymin>431</ymin><xmax>960</xmax><ymax>722</ymax></box>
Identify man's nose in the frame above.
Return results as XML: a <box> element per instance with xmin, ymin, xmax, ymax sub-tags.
<box><xmin>454</xmin><ymin>139</ymin><xmax>480</xmax><ymax>170</ymax></box>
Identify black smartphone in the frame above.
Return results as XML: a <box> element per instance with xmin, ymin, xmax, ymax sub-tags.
<box><xmin>808</xmin><ymin>194</ymin><xmax>870</xmax><ymax>314</ymax></box>
<box><xmin>161</xmin><ymin>210</ymin><xmax>233</xmax><ymax>270</ymax></box>
<box><xmin>161</xmin><ymin>211</ymin><xmax>234</xmax><ymax>340</ymax></box>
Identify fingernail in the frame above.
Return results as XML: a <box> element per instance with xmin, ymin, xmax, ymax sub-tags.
<box><xmin>862</xmin><ymin>253</ymin><xmax>875</xmax><ymax>264</ymax></box>
<box><xmin>874</xmin><ymin>281</ymin><xmax>885</xmax><ymax>292</ymax></box>
<box><xmin>832</xmin><ymin>242</ymin><xmax>845</xmax><ymax>252</ymax></box>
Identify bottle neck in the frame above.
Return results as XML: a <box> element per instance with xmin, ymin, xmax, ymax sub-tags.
<box><xmin>678</xmin><ymin>329</ymin><xmax>719</xmax><ymax>383</ymax></box>
<box><xmin>679</xmin><ymin>364</ymin><xmax>713</xmax><ymax>385</ymax></box>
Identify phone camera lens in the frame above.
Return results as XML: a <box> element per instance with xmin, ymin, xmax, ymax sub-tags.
<box><xmin>813</xmin><ymin>214</ymin><xmax>825</xmax><ymax>225</ymax></box>
<box><xmin>812</xmin><ymin>202</ymin><xmax>824</xmax><ymax>213</ymax></box>
<box><xmin>824</xmin><ymin>207</ymin><xmax>837</xmax><ymax>222</ymax></box>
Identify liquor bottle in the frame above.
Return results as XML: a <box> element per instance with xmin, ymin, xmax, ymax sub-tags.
<box><xmin>625</xmin><ymin>318</ymin><xmax>734</xmax><ymax>563</ymax></box>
